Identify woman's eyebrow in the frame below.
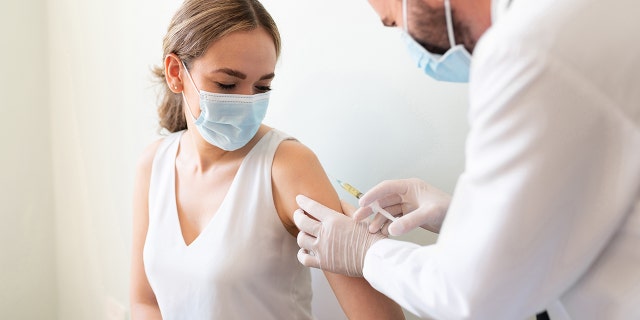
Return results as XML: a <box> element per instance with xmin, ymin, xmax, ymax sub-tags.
<box><xmin>260</xmin><ymin>72</ymin><xmax>275</xmax><ymax>80</ymax></box>
<box><xmin>212</xmin><ymin>68</ymin><xmax>247</xmax><ymax>79</ymax></box>
<box><xmin>211</xmin><ymin>68</ymin><xmax>274</xmax><ymax>81</ymax></box>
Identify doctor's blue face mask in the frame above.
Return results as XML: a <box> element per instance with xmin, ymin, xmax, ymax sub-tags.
<box><xmin>401</xmin><ymin>0</ymin><xmax>472</xmax><ymax>83</ymax></box>
<box><xmin>181</xmin><ymin>61</ymin><xmax>270</xmax><ymax>151</ymax></box>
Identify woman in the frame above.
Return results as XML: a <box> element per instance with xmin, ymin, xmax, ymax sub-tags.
<box><xmin>129</xmin><ymin>0</ymin><xmax>404</xmax><ymax>319</ymax></box>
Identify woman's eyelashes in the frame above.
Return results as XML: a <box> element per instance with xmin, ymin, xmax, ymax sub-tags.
<box><xmin>214</xmin><ymin>82</ymin><xmax>271</xmax><ymax>93</ymax></box>
<box><xmin>255</xmin><ymin>85</ymin><xmax>271</xmax><ymax>93</ymax></box>
<box><xmin>216</xmin><ymin>82</ymin><xmax>236</xmax><ymax>90</ymax></box>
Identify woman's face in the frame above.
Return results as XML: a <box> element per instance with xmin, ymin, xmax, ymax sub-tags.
<box><xmin>182</xmin><ymin>27</ymin><xmax>277</xmax><ymax>117</ymax></box>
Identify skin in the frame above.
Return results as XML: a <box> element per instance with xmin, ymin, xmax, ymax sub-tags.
<box><xmin>367</xmin><ymin>0</ymin><xmax>492</xmax><ymax>53</ymax></box>
<box><xmin>130</xmin><ymin>27</ymin><xmax>404</xmax><ymax>319</ymax></box>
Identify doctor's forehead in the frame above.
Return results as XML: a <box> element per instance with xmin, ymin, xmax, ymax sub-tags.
<box><xmin>367</xmin><ymin>0</ymin><xmax>402</xmax><ymax>27</ymax></box>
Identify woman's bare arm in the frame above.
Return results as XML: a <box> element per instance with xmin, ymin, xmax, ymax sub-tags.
<box><xmin>272</xmin><ymin>140</ymin><xmax>405</xmax><ymax>320</ymax></box>
<box><xmin>130</xmin><ymin>140</ymin><xmax>163</xmax><ymax>320</ymax></box>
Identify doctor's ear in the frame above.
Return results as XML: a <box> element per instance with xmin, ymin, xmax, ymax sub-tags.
<box><xmin>164</xmin><ymin>53</ymin><xmax>184</xmax><ymax>93</ymax></box>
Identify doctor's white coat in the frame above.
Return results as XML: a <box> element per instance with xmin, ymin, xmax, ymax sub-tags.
<box><xmin>363</xmin><ymin>0</ymin><xmax>640</xmax><ymax>319</ymax></box>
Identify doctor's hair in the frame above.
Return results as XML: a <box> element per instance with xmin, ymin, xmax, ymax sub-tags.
<box><xmin>152</xmin><ymin>0</ymin><xmax>281</xmax><ymax>133</ymax></box>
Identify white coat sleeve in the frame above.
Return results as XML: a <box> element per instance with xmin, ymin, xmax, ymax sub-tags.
<box><xmin>362</xmin><ymin>38</ymin><xmax>640</xmax><ymax>319</ymax></box>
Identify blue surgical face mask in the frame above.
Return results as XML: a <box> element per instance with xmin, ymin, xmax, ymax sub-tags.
<box><xmin>401</xmin><ymin>0</ymin><xmax>471</xmax><ymax>83</ymax></box>
<box><xmin>181</xmin><ymin>62</ymin><xmax>269</xmax><ymax>151</ymax></box>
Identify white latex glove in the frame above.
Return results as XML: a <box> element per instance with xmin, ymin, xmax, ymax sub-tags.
<box><xmin>353</xmin><ymin>178</ymin><xmax>451</xmax><ymax>236</ymax></box>
<box><xmin>293</xmin><ymin>195</ymin><xmax>386</xmax><ymax>277</ymax></box>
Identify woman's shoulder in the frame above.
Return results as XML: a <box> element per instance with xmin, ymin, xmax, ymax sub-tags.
<box><xmin>271</xmin><ymin>135</ymin><xmax>329</xmax><ymax>199</ymax></box>
<box><xmin>261</xmin><ymin>127</ymin><xmax>313</xmax><ymax>165</ymax></box>
<box><xmin>273</xmin><ymin>138</ymin><xmax>319</xmax><ymax>172</ymax></box>
<box><xmin>135</xmin><ymin>135</ymin><xmax>171</xmax><ymax>174</ymax></box>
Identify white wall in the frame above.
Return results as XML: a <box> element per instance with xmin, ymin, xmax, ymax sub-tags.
<box><xmin>46</xmin><ymin>0</ymin><xmax>176</xmax><ymax>318</ymax></box>
<box><xmin>0</xmin><ymin>0</ymin><xmax>58</xmax><ymax>318</ymax></box>
<box><xmin>2</xmin><ymin>0</ymin><xmax>468</xmax><ymax>319</ymax></box>
<box><xmin>261</xmin><ymin>1</ymin><xmax>469</xmax><ymax>319</ymax></box>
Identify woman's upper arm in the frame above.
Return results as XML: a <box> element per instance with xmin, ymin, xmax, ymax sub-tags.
<box><xmin>272</xmin><ymin>140</ymin><xmax>404</xmax><ymax>320</ymax></box>
<box><xmin>130</xmin><ymin>139</ymin><xmax>162</xmax><ymax>318</ymax></box>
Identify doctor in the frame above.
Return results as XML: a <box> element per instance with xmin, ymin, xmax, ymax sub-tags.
<box><xmin>293</xmin><ymin>0</ymin><xmax>640</xmax><ymax>319</ymax></box>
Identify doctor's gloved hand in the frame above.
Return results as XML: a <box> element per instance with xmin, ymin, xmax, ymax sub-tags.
<box><xmin>353</xmin><ymin>178</ymin><xmax>451</xmax><ymax>236</ymax></box>
<box><xmin>294</xmin><ymin>195</ymin><xmax>386</xmax><ymax>277</ymax></box>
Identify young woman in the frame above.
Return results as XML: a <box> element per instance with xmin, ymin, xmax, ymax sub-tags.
<box><xmin>129</xmin><ymin>0</ymin><xmax>404</xmax><ymax>319</ymax></box>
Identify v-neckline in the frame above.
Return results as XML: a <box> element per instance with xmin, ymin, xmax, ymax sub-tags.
<box><xmin>170</xmin><ymin>130</ymin><xmax>272</xmax><ymax>248</ymax></box>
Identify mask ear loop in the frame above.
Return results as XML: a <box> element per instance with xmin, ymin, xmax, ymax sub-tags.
<box><xmin>180</xmin><ymin>60</ymin><xmax>200</xmax><ymax>121</ymax></box>
<box><xmin>444</xmin><ymin>0</ymin><xmax>456</xmax><ymax>48</ymax></box>
<box><xmin>402</xmin><ymin>0</ymin><xmax>409</xmax><ymax>32</ymax></box>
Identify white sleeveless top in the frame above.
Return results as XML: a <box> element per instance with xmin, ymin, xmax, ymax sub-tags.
<box><xmin>144</xmin><ymin>129</ymin><xmax>313</xmax><ymax>320</ymax></box>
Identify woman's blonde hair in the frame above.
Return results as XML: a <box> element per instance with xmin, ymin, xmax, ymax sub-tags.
<box><xmin>153</xmin><ymin>0</ymin><xmax>281</xmax><ymax>133</ymax></box>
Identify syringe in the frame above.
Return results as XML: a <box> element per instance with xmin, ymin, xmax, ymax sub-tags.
<box><xmin>335</xmin><ymin>178</ymin><xmax>363</xmax><ymax>199</ymax></box>
<box><xmin>335</xmin><ymin>178</ymin><xmax>397</xmax><ymax>222</ymax></box>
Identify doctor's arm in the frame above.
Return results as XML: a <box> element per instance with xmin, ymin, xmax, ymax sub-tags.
<box><xmin>272</xmin><ymin>140</ymin><xmax>405</xmax><ymax>320</ymax></box>
<box><xmin>360</xmin><ymin>45</ymin><xmax>638</xmax><ymax>319</ymax></box>
<box><xmin>130</xmin><ymin>140</ymin><xmax>163</xmax><ymax>320</ymax></box>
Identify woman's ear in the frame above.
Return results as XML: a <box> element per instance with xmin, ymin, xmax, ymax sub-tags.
<box><xmin>165</xmin><ymin>53</ymin><xmax>183</xmax><ymax>93</ymax></box>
